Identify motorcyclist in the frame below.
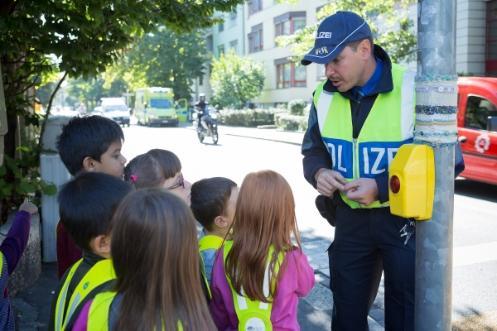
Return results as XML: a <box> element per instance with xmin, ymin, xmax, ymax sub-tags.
<box><xmin>195</xmin><ymin>93</ymin><xmax>209</xmax><ymax>130</ymax></box>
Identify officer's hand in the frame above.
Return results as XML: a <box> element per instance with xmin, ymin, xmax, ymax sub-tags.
<box><xmin>343</xmin><ymin>178</ymin><xmax>378</xmax><ymax>205</ymax></box>
<box><xmin>315</xmin><ymin>169</ymin><xmax>346</xmax><ymax>197</ymax></box>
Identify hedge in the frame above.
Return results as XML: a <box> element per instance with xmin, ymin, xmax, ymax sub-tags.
<box><xmin>275</xmin><ymin>113</ymin><xmax>308</xmax><ymax>131</ymax></box>
<box><xmin>217</xmin><ymin>103</ymin><xmax>310</xmax><ymax>132</ymax></box>
<box><xmin>218</xmin><ymin>108</ymin><xmax>284</xmax><ymax>127</ymax></box>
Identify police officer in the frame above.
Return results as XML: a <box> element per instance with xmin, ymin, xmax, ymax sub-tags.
<box><xmin>301</xmin><ymin>11</ymin><xmax>416</xmax><ymax>331</ymax></box>
<box><xmin>195</xmin><ymin>93</ymin><xmax>209</xmax><ymax>129</ymax></box>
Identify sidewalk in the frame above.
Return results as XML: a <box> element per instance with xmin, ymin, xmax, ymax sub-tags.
<box><xmin>11</xmin><ymin>125</ymin><xmax>386</xmax><ymax>331</ymax></box>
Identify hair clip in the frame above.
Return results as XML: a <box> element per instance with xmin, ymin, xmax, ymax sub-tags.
<box><xmin>129</xmin><ymin>174</ymin><xmax>138</xmax><ymax>183</ymax></box>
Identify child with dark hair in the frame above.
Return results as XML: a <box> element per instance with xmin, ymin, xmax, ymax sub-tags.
<box><xmin>55</xmin><ymin>115</ymin><xmax>127</xmax><ymax>278</ymax></box>
<box><xmin>72</xmin><ymin>189</ymin><xmax>216</xmax><ymax>331</ymax></box>
<box><xmin>0</xmin><ymin>199</ymin><xmax>38</xmax><ymax>330</ymax></box>
<box><xmin>210</xmin><ymin>170</ymin><xmax>315</xmax><ymax>330</ymax></box>
<box><xmin>57</xmin><ymin>115</ymin><xmax>125</xmax><ymax>177</ymax></box>
<box><xmin>190</xmin><ymin>177</ymin><xmax>238</xmax><ymax>285</ymax></box>
<box><xmin>124</xmin><ymin>149</ymin><xmax>191</xmax><ymax>203</ymax></box>
<box><xmin>49</xmin><ymin>172</ymin><xmax>132</xmax><ymax>331</ymax></box>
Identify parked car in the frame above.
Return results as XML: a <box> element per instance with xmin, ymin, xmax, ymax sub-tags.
<box><xmin>457</xmin><ymin>77</ymin><xmax>497</xmax><ymax>185</ymax></box>
<box><xmin>99</xmin><ymin>97</ymin><xmax>130</xmax><ymax>126</ymax></box>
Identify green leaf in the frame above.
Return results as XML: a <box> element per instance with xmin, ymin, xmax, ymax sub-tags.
<box><xmin>18</xmin><ymin>181</ymin><xmax>36</xmax><ymax>194</ymax></box>
<box><xmin>1</xmin><ymin>185</ymin><xmax>12</xmax><ymax>197</ymax></box>
<box><xmin>41</xmin><ymin>182</ymin><xmax>58</xmax><ymax>195</ymax></box>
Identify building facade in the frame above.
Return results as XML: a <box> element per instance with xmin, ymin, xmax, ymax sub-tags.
<box><xmin>243</xmin><ymin>0</ymin><xmax>326</xmax><ymax>106</ymax></box>
<box><xmin>195</xmin><ymin>0</ymin><xmax>497</xmax><ymax>107</ymax></box>
<box><xmin>456</xmin><ymin>0</ymin><xmax>497</xmax><ymax>76</ymax></box>
<box><xmin>195</xmin><ymin>0</ymin><xmax>327</xmax><ymax>106</ymax></box>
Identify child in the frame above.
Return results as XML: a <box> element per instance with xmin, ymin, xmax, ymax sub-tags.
<box><xmin>190</xmin><ymin>177</ymin><xmax>238</xmax><ymax>285</ymax></box>
<box><xmin>72</xmin><ymin>189</ymin><xmax>216</xmax><ymax>331</ymax></box>
<box><xmin>124</xmin><ymin>149</ymin><xmax>191</xmax><ymax>203</ymax></box>
<box><xmin>49</xmin><ymin>172</ymin><xmax>132</xmax><ymax>331</ymax></box>
<box><xmin>0</xmin><ymin>199</ymin><xmax>37</xmax><ymax>330</ymax></box>
<box><xmin>56</xmin><ymin>115</ymin><xmax>127</xmax><ymax>278</ymax></box>
<box><xmin>210</xmin><ymin>170</ymin><xmax>315</xmax><ymax>330</ymax></box>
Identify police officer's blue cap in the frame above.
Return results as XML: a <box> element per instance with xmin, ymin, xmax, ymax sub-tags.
<box><xmin>301</xmin><ymin>11</ymin><xmax>372</xmax><ymax>66</ymax></box>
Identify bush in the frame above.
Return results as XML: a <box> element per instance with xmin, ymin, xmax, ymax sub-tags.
<box><xmin>288</xmin><ymin>99</ymin><xmax>307</xmax><ymax>115</ymax></box>
<box><xmin>218</xmin><ymin>108</ymin><xmax>282</xmax><ymax>127</ymax></box>
<box><xmin>210</xmin><ymin>51</ymin><xmax>265</xmax><ymax>109</ymax></box>
<box><xmin>275</xmin><ymin>113</ymin><xmax>308</xmax><ymax>131</ymax></box>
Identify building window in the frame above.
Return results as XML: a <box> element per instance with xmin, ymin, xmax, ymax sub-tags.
<box><xmin>464</xmin><ymin>96</ymin><xmax>497</xmax><ymax>130</ymax></box>
<box><xmin>317</xmin><ymin>64</ymin><xmax>326</xmax><ymax>81</ymax></box>
<box><xmin>218</xmin><ymin>21</ymin><xmax>224</xmax><ymax>32</ymax></box>
<box><xmin>206</xmin><ymin>35</ymin><xmax>214</xmax><ymax>53</ymax></box>
<box><xmin>248</xmin><ymin>0</ymin><xmax>262</xmax><ymax>15</ymax></box>
<box><xmin>229</xmin><ymin>40</ymin><xmax>239</xmax><ymax>53</ymax></box>
<box><xmin>486</xmin><ymin>0</ymin><xmax>497</xmax><ymax>76</ymax></box>
<box><xmin>228</xmin><ymin>9</ymin><xmax>237</xmax><ymax>28</ymax></box>
<box><xmin>275</xmin><ymin>59</ymin><xmax>306</xmax><ymax>88</ymax></box>
<box><xmin>218</xmin><ymin>44</ymin><xmax>225</xmax><ymax>56</ymax></box>
<box><xmin>274</xmin><ymin>12</ymin><xmax>306</xmax><ymax>37</ymax></box>
<box><xmin>248</xmin><ymin>24</ymin><xmax>263</xmax><ymax>53</ymax></box>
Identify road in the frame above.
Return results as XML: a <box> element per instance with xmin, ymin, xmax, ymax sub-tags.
<box><xmin>122</xmin><ymin>124</ymin><xmax>332</xmax><ymax>241</ymax></box>
<box><xmin>122</xmin><ymin>124</ymin><xmax>497</xmax><ymax>329</ymax></box>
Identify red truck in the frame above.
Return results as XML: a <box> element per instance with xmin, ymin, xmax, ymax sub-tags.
<box><xmin>457</xmin><ymin>77</ymin><xmax>497</xmax><ymax>185</ymax></box>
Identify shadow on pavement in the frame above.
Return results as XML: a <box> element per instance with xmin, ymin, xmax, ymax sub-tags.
<box><xmin>455</xmin><ymin>179</ymin><xmax>497</xmax><ymax>203</ymax></box>
<box><xmin>297</xmin><ymin>228</ymin><xmax>333</xmax><ymax>330</ymax></box>
<box><xmin>298</xmin><ymin>299</ymin><xmax>332</xmax><ymax>331</ymax></box>
<box><xmin>453</xmin><ymin>307</ymin><xmax>497</xmax><ymax>330</ymax></box>
<box><xmin>13</xmin><ymin>263</ymin><xmax>58</xmax><ymax>331</ymax></box>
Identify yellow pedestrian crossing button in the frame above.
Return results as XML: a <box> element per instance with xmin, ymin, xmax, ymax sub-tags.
<box><xmin>389</xmin><ymin>144</ymin><xmax>435</xmax><ymax>221</ymax></box>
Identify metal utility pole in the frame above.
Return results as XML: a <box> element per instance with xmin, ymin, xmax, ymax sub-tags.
<box><xmin>415</xmin><ymin>1</ymin><xmax>458</xmax><ymax>330</ymax></box>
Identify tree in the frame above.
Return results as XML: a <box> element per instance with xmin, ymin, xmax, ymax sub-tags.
<box><xmin>0</xmin><ymin>0</ymin><xmax>242</xmax><ymax>218</ymax></box>
<box><xmin>277</xmin><ymin>0</ymin><xmax>416</xmax><ymax>64</ymax></box>
<box><xmin>66</xmin><ymin>76</ymin><xmax>107</xmax><ymax>111</ymax></box>
<box><xmin>126</xmin><ymin>26</ymin><xmax>209</xmax><ymax>100</ymax></box>
<box><xmin>35</xmin><ymin>82</ymin><xmax>56</xmax><ymax>108</ymax></box>
<box><xmin>65</xmin><ymin>72</ymin><xmax>131</xmax><ymax>111</ymax></box>
<box><xmin>210</xmin><ymin>51</ymin><xmax>265</xmax><ymax>109</ymax></box>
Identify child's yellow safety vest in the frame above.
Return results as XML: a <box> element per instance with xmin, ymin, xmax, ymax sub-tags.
<box><xmin>222</xmin><ymin>241</ymin><xmax>284</xmax><ymax>331</ymax></box>
<box><xmin>198</xmin><ymin>234</ymin><xmax>224</xmax><ymax>299</ymax></box>
<box><xmin>87</xmin><ymin>291</ymin><xmax>183</xmax><ymax>331</ymax></box>
<box><xmin>53</xmin><ymin>258</ymin><xmax>115</xmax><ymax>330</ymax></box>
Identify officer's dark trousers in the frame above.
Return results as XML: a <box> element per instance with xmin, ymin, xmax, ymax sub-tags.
<box><xmin>330</xmin><ymin>204</ymin><xmax>415</xmax><ymax>331</ymax></box>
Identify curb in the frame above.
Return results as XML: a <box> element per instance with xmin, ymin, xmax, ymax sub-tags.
<box><xmin>223</xmin><ymin>132</ymin><xmax>303</xmax><ymax>146</ymax></box>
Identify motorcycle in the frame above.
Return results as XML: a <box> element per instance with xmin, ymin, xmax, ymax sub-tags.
<box><xmin>195</xmin><ymin>106</ymin><xmax>219</xmax><ymax>144</ymax></box>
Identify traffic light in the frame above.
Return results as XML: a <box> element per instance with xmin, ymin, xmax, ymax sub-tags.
<box><xmin>389</xmin><ymin>144</ymin><xmax>435</xmax><ymax>221</ymax></box>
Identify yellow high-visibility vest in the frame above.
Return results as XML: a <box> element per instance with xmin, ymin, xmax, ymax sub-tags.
<box><xmin>53</xmin><ymin>258</ymin><xmax>115</xmax><ymax>330</ymax></box>
<box><xmin>313</xmin><ymin>64</ymin><xmax>415</xmax><ymax>208</ymax></box>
